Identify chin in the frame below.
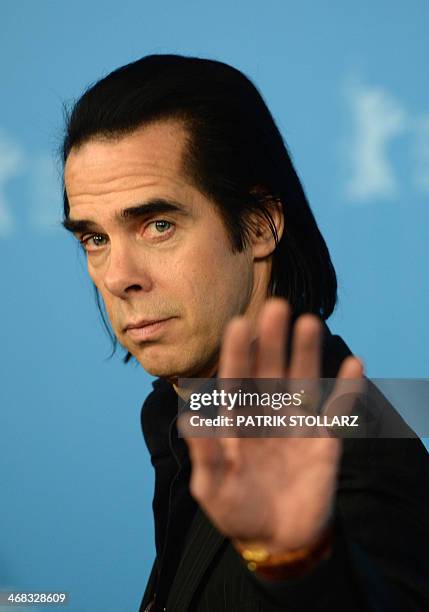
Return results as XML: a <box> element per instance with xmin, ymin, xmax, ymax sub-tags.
<box><xmin>132</xmin><ymin>345</ymin><xmax>189</xmax><ymax>379</ymax></box>
<box><xmin>130</xmin><ymin>336</ymin><xmax>218</xmax><ymax>380</ymax></box>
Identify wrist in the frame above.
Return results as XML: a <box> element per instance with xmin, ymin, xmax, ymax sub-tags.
<box><xmin>233</xmin><ymin>525</ymin><xmax>333</xmax><ymax>581</ymax></box>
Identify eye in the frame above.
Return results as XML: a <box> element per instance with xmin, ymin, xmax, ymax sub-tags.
<box><xmin>150</xmin><ymin>220</ymin><xmax>172</xmax><ymax>233</ymax></box>
<box><xmin>145</xmin><ymin>219</ymin><xmax>175</xmax><ymax>239</ymax></box>
<box><xmin>80</xmin><ymin>233</ymin><xmax>109</xmax><ymax>252</ymax></box>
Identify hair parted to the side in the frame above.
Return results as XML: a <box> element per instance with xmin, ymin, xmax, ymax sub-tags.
<box><xmin>61</xmin><ymin>54</ymin><xmax>337</xmax><ymax>364</ymax></box>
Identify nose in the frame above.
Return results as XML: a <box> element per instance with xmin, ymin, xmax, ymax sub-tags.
<box><xmin>102</xmin><ymin>240</ymin><xmax>152</xmax><ymax>298</ymax></box>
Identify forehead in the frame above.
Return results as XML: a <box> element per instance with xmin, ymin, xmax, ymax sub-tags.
<box><xmin>64</xmin><ymin>119</ymin><xmax>191</xmax><ymax>203</ymax></box>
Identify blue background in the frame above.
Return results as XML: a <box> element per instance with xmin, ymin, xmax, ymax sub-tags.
<box><xmin>1</xmin><ymin>1</ymin><xmax>428</xmax><ymax>610</ymax></box>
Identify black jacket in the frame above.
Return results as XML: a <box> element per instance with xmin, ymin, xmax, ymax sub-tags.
<box><xmin>139</xmin><ymin>328</ymin><xmax>429</xmax><ymax>611</ymax></box>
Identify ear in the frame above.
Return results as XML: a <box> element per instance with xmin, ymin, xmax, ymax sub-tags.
<box><xmin>249</xmin><ymin>199</ymin><xmax>284</xmax><ymax>259</ymax></box>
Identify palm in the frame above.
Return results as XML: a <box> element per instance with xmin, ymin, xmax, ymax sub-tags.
<box><xmin>182</xmin><ymin>299</ymin><xmax>363</xmax><ymax>552</ymax></box>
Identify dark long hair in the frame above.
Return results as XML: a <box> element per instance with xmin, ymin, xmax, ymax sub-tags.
<box><xmin>61</xmin><ymin>54</ymin><xmax>337</xmax><ymax>363</ymax></box>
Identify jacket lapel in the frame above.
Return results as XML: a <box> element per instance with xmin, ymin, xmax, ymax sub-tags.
<box><xmin>166</xmin><ymin>508</ymin><xmax>226</xmax><ymax>611</ymax></box>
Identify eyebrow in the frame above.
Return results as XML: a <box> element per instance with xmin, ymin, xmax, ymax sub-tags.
<box><xmin>62</xmin><ymin>198</ymin><xmax>187</xmax><ymax>235</ymax></box>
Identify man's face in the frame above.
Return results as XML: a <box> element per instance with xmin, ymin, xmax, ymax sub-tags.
<box><xmin>64</xmin><ymin>120</ymin><xmax>264</xmax><ymax>380</ymax></box>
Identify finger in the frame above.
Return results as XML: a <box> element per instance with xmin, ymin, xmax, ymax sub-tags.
<box><xmin>323</xmin><ymin>356</ymin><xmax>365</xmax><ymax>424</ymax></box>
<box><xmin>218</xmin><ymin>317</ymin><xmax>253</xmax><ymax>379</ymax></box>
<box><xmin>182</xmin><ymin>433</ymin><xmax>225</xmax><ymax>501</ymax></box>
<box><xmin>331</xmin><ymin>355</ymin><xmax>364</xmax><ymax>410</ymax></box>
<box><xmin>337</xmin><ymin>355</ymin><xmax>364</xmax><ymax>380</ymax></box>
<box><xmin>253</xmin><ymin>298</ymin><xmax>290</xmax><ymax>378</ymax></box>
<box><xmin>288</xmin><ymin>314</ymin><xmax>323</xmax><ymax>380</ymax></box>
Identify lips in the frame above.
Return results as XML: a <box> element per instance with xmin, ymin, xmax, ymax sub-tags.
<box><xmin>123</xmin><ymin>317</ymin><xmax>174</xmax><ymax>342</ymax></box>
<box><xmin>124</xmin><ymin>318</ymin><xmax>169</xmax><ymax>331</ymax></box>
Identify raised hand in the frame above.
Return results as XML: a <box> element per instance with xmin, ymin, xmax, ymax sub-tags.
<box><xmin>181</xmin><ymin>298</ymin><xmax>363</xmax><ymax>556</ymax></box>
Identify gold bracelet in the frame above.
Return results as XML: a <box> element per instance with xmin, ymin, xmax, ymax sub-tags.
<box><xmin>236</xmin><ymin>526</ymin><xmax>333</xmax><ymax>581</ymax></box>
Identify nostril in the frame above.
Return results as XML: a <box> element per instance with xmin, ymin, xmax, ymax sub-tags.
<box><xmin>126</xmin><ymin>284</ymin><xmax>143</xmax><ymax>293</ymax></box>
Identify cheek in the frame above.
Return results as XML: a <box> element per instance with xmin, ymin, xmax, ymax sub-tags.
<box><xmin>87</xmin><ymin>262</ymin><xmax>103</xmax><ymax>294</ymax></box>
<box><xmin>172</xmin><ymin>242</ymin><xmax>252</xmax><ymax>327</ymax></box>
<box><xmin>88</xmin><ymin>270</ymin><xmax>118</xmax><ymax>328</ymax></box>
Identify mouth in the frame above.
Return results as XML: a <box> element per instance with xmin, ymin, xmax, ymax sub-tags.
<box><xmin>123</xmin><ymin>317</ymin><xmax>175</xmax><ymax>342</ymax></box>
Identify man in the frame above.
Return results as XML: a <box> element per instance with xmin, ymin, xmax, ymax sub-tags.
<box><xmin>61</xmin><ymin>55</ymin><xmax>429</xmax><ymax>611</ymax></box>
